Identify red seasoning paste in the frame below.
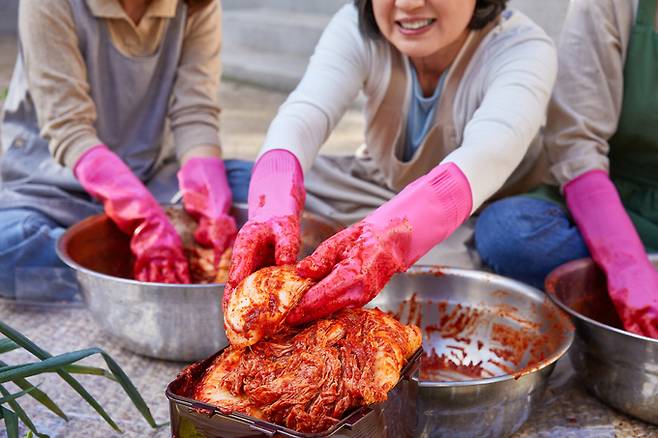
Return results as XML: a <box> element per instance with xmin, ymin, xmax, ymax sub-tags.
<box><xmin>193</xmin><ymin>308</ymin><xmax>422</xmax><ymax>433</ymax></box>
<box><xmin>421</xmin><ymin>347</ymin><xmax>493</xmax><ymax>380</ymax></box>
<box><xmin>393</xmin><ymin>292</ymin><xmax>571</xmax><ymax>382</ymax></box>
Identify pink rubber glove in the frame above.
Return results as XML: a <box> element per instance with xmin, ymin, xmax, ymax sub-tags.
<box><xmin>287</xmin><ymin>162</ymin><xmax>472</xmax><ymax>325</ymax></box>
<box><xmin>565</xmin><ymin>170</ymin><xmax>658</xmax><ymax>338</ymax></box>
<box><xmin>74</xmin><ymin>145</ymin><xmax>190</xmax><ymax>283</ymax></box>
<box><xmin>224</xmin><ymin>149</ymin><xmax>305</xmax><ymax>305</ymax></box>
<box><xmin>178</xmin><ymin>157</ymin><xmax>237</xmax><ymax>264</ymax></box>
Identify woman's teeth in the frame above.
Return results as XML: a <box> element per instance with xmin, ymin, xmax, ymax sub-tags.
<box><xmin>398</xmin><ymin>19</ymin><xmax>434</xmax><ymax>30</ymax></box>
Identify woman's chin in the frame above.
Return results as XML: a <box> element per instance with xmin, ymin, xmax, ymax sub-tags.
<box><xmin>395</xmin><ymin>42</ymin><xmax>443</xmax><ymax>60</ymax></box>
<box><xmin>389</xmin><ymin>33</ymin><xmax>448</xmax><ymax>60</ymax></box>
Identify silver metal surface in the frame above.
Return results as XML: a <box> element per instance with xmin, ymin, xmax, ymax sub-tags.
<box><xmin>368</xmin><ymin>267</ymin><xmax>574</xmax><ymax>438</ymax></box>
<box><xmin>546</xmin><ymin>255</ymin><xmax>658</xmax><ymax>425</ymax></box>
<box><xmin>57</xmin><ymin>204</ymin><xmax>341</xmax><ymax>362</ymax></box>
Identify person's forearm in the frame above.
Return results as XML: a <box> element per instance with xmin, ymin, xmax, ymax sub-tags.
<box><xmin>565</xmin><ymin>169</ymin><xmax>658</xmax><ymax>338</ymax></box>
<box><xmin>19</xmin><ymin>0</ymin><xmax>101</xmax><ymax>168</ymax></box>
<box><xmin>544</xmin><ymin>0</ymin><xmax>631</xmax><ymax>188</ymax></box>
<box><xmin>565</xmin><ymin>170</ymin><xmax>646</xmax><ymax>269</ymax></box>
<box><xmin>170</xmin><ymin>0</ymin><xmax>222</xmax><ymax>161</ymax></box>
<box><xmin>259</xmin><ymin>6</ymin><xmax>369</xmax><ymax>173</ymax></box>
<box><xmin>366</xmin><ymin>162</ymin><xmax>472</xmax><ymax>266</ymax></box>
<box><xmin>59</xmin><ymin>130</ymin><xmax>103</xmax><ymax>169</ymax></box>
<box><xmin>180</xmin><ymin>144</ymin><xmax>222</xmax><ymax>164</ymax></box>
<box><xmin>442</xmin><ymin>34</ymin><xmax>557</xmax><ymax>210</ymax></box>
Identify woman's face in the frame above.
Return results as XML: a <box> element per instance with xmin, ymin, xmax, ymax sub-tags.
<box><xmin>372</xmin><ymin>0</ymin><xmax>476</xmax><ymax>59</ymax></box>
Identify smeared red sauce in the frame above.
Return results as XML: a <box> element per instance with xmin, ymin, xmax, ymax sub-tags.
<box><xmin>390</xmin><ymin>291</ymin><xmax>573</xmax><ymax>383</ymax></box>
<box><xmin>395</xmin><ymin>301</ymin><xmax>405</xmax><ymax>321</ymax></box>
<box><xmin>426</xmin><ymin>302</ymin><xmax>482</xmax><ymax>340</ymax></box>
<box><xmin>393</xmin><ymin>292</ymin><xmax>422</xmax><ymax>327</ymax></box>
<box><xmin>490</xmin><ymin>323</ymin><xmax>530</xmax><ymax>366</ymax></box>
<box><xmin>420</xmin><ymin>348</ymin><xmax>492</xmax><ymax>380</ymax></box>
<box><xmin>487</xmin><ymin>359</ymin><xmax>515</xmax><ymax>375</ymax></box>
<box><xmin>409</xmin><ymin>293</ymin><xmax>422</xmax><ymax>327</ymax></box>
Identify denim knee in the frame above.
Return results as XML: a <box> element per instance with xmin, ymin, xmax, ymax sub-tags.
<box><xmin>0</xmin><ymin>208</ymin><xmax>77</xmax><ymax>300</ymax></box>
<box><xmin>0</xmin><ymin>208</ymin><xmax>61</xmax><ymax>252</ymax></box>
<box><xmin>475</xmin><ymin>196</ymin><xmax>589</xmax><ymax>289</ymax></box>
<box><xmin>225</xmin><ymin>159</ymin><xmax>253</xmax><ymax>204</ymax></box>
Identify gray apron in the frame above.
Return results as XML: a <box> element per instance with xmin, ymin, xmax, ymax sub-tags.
<box><xmin>0</xmin><ymin>0</ymin><xmax>186</xmax><ymax>227</ymax></box>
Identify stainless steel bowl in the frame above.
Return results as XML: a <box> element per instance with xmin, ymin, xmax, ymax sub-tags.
<box><xmin>546</xmin><ymin>255</ymin><xmax>658</xmax><ymax>425</ymax></box>
<box><xmin>368</xmin><ymin>266</ymin><xmax>574</xmax><ymax>438</ymax></box>
<box><xmin>57</xmin><ymin>205</ymin><xmax>342</xmax><ymax>362</ymax></box>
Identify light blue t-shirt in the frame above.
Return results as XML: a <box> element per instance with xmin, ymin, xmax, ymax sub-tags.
<box><xmin>404</xmin><ymin>66</ymin><xmax>448</xmax><ymax>162</ymax></box>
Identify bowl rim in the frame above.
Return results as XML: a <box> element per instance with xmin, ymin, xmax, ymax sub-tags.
<box><xmin>398</xmin><ymin>266</ymin><xmax>575</xmax><ymax>388</ymax></box>
<box><xmin>56</xmin><ymin>203</ymin><xmax>214</xmax><ymax>288</ymax></box>
<box><xmin>55</xmin><ymin>203</ymin><xmax>342</xmax><ymax>290</ymax></box>
<box><xmin>545</xmin><ymin>256</ymin><xmax>658</xmax><ymax>345</ymax></box>
<box><xmin>56</xmin><ymin>216</ymin><xmax>220</xmax><ymax>289</ymax></box>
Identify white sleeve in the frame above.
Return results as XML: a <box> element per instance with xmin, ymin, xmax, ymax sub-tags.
<box><xmin>259</xmin><ymin>5</ymin><xmax>370</xmax><ymax>173</ymax></box>
<box><xmin>443</xmin><ymin>27</ymin><xmax>557</xmax><ymax>212</ymax></box>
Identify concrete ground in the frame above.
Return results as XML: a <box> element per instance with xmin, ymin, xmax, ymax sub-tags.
<box><xmin>0</xmin><ymin>35</ymin><xmax>364</xmax><ymax>160</ymax></box>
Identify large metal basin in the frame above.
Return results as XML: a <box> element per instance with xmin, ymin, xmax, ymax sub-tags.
<box><xmin>546</xmin><ymin>255</ymin><xmax>658</xmax><ymax>425</ymax></box>
<box><xmin>57</xmin><ymin>205</ymin><xmax>341</xmax><ymax>362</ymax></box>
<box><xmin>368</xmin><ymin>267</ymin><xmax>574</xmax><ymax>438</ymax></box>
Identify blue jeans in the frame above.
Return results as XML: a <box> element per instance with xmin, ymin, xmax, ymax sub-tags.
<box><xmin>225</xmin><ymin>159</ymin><xmax>253</xmax><ymax>204</ymax></box>
<box><xmin>0</xmin><ymin>208</ymin><xmax>78</xmax><ymax>301</ymax></box>
<box><xmin>0</xmin><ymin>159</ymin><xmax>254</xmax><ymax>301</ymax></box>
<box><xmin>474</xmin><ymin>196</ymin><xmax>590</xmax><ymax>290</ymax></box>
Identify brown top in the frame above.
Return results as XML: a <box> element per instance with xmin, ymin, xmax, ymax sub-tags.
<box><xmin>18</xmin><ymin>0</ymin><xmax>223</xmax><ymax>168</ymax></box>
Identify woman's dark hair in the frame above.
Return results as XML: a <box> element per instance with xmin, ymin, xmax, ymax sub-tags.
<box><xmin>354</xmin><ymin>0</ymin><xmax>509</xmax><ymax>40</ymax></box>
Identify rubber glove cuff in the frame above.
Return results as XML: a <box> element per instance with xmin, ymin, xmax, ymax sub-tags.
<box><xmin>366</xmin><ymin>162</ymin><xmax>472</xmax><ymax>267</ymax></box>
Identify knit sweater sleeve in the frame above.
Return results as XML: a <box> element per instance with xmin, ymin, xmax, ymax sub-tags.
<box><xmin>443</xmin><ymin>12</ymin><xmax>558</xmax><ymax>211</ymax></box>
<box><xmin>259</xmin><ymin>5</ymin><xmax>371</xmax><ymax>173</ymax></box>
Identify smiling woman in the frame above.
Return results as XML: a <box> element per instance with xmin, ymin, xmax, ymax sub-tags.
<box><xmin>372</xmin><ymin>0</ymin><xmax>477</xmax><ymax>74</ymax></box>
<box><xmin>227</xmin><ymin>0</ymin><xmax>556</xmax><ymax>324</ymax></box>
<box><xmin>354</xmin><ymin>0</ymin><xmax>508</xmax><ymax>40</ymax></box>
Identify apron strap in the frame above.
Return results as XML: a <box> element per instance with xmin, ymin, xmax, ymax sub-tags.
<box><xmin>636</xmin><ymin>0</ymin><xmax>657</xmax><ymax>27</ymax></box>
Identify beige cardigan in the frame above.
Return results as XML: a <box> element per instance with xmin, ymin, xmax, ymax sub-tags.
<box><xmin>15</xmin><ymin>0</ymin><xmax>222</xmax><ymax>168</ymax></box>
<box><xmin>261</xmin><ymin>5</ymin><xmax>557</xmax><ymax>213</ymax></box>
<box><xmin>545</xmin><ymin>0</ymin><xmax>642</xmax><ymax>188</ymax></box>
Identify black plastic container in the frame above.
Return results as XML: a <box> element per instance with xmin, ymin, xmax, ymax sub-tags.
<box><xmin>166</xmin><ymin>348</ymin><xmax>421</xmax><ymax>438</ymax></box>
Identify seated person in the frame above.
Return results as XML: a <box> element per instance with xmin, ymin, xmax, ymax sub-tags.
<box><xmin>225</xmin><ymin>0</ymin><xmax>557</xmax><ymax>324</ymax></box>
<box><xmin>0</xmin><ymin>0</ymin><xmax>247</xmax><ymax>300</ymax></box>
<box><xmin>476</xmin><ymin>0</ymin><xmax>658</xmax><ymax>337</ymax></box>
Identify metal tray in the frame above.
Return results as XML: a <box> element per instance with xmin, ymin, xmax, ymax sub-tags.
<box><xmin>166</xmin><ymin>347</ymin><xmax>421</xmax><ymax>438</ymax></box>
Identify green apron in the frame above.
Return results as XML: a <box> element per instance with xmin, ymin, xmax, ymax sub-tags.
<box><xmin>531</xmin><ymin>0</ymin><xmax>658</xmax><ymax>252</ymax></box>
